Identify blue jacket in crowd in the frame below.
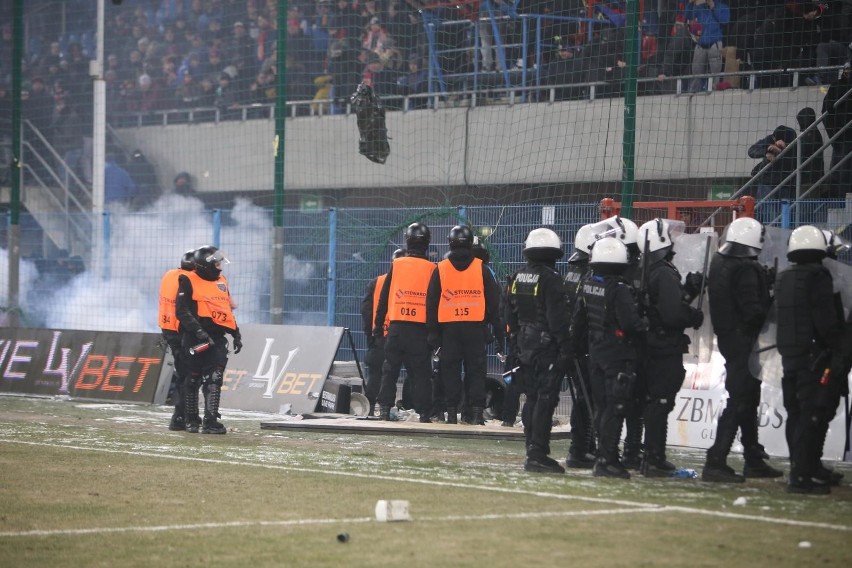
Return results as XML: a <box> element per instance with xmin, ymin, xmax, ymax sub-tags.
<box><xmin>684</xmin><ymin>0</ymin><xmax>730</xmax><ymax>47</ymax></box>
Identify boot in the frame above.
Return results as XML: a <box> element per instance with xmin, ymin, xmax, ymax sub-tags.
<box><xmin>525</xmin><ymin>448</ymin><xmax>565</xmax><ymax>474</ymax></box>
<box><xmin>168</xmin><ymin>413</ymin><xmax>186</xmax><ymax>431</ymax></box>
<box><xmin>565</xmin><ymin>451</ymin><xmax>596</xmax><ymax>469</ymax></box>
<box><xmin>702</xmin><ymin>453</ymin><xmax>745</xmax><ymax>483</ymax></box>
<box><xmin>743</xmin><ymin>445</ymin><xmax>783</xmax><ymax>478</ymax></box>
<box><xmin>184</xmin><ymin>379</ymin><xmax>201</xmax><ymax>433</ymax></box>
<box><xmin>472</xmin><ymin>406</ymin><xmax>485</xmax><ymax>426</ymax></box>
<box><xmin>446</xmin><ymin>406</ymin><xmax>458</xmax><ymax>424</ymax></box>
<box><xmin>201</xmin><ymin>384</ymin><xmax>227</xmax><ymax>434</ymax></box>
<box><xmin>593</xmin><ymin>458</ymin><xmax>630</xmax><ymax>479</ymax></box>
<box><xmin>378</xmin><ymin>406</ymin><xmax>391</xmax><ymax>421</ymax></box>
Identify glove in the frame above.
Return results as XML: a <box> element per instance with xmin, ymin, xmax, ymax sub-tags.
<box><xmin>232</xmin><ymin>336</ymin><xmax>243</xmax><ymax>354</ymax></box>
<box><xmin>684</xmin><ymin>271</ymin><xmax>704</xmax><ymax>299</ymax></box>
<box><xmin>690</xmin><ymin>309</ymin><xmax>704</xmax><ymax>330</ymax></box>
<box><xmin>195</xmin><ymin>329</ymin><xmax>211</xmax><ymax>344</ymax></box>
<box><xmin>427</xmin><ymin>331</ymin><xmax>441</xmax><ymax>350</ymax></box>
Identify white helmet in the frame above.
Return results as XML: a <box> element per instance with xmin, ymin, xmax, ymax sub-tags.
<box><xmin>524</xmin><ymin>228</ymin><xmax>564</xmax><ymax>260</ymax></box>
<box><xmin>637</xmin><ymin>218</ymin><xmax>675</xmax><ymax>263</ymax></box>
<box><xmin>822</xmin><ymin>229</ymin><xmax>851</xmax><ymax>259</ymax></box>
<box><xmin>568</xmin><ymin>224</ymin><xmax>596</xmax><ymax>262</ymax></box>
<box><xmin>590</xmin><ymin>236</ymin><xmax>629</xmax><ymax>265</ymax></box>
<box><xmin>787</xmin><ymin>225</ymin><xmax>827</xmax><ymax>263</ymax></box>
<box><xmin>589</xmin><ymin>217</ymin><xmax>639</xmax><ymax>250</ymax></box>
<box><xmin>719</xmin><ymin>217</ymin><xmax>764</xmax><ymax>258</ymax></box>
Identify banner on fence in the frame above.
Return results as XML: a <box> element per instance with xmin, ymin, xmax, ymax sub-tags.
<box><xmin>221</xmin><ymin>324</ymin><xmax>346</xmax><ymax>415</ymax></box>
<box><xmin>671</xmin><ymin>351</ymin><xmax>849</xmax><ymax>461</ymax></box>
<box><xmin>0</xmin><ymin>328</ymin><xmax>167</xmax><ymax>403</ymax></box>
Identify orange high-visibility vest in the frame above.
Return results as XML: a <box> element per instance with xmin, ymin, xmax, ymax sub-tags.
<box><xmin>372</xmin><ymin>273</ymin><xmax>390</xmax><ymax>335</ymax></box>
<box><xmin>387</xmin><ymin>256</ymin><xmax>435</xmax><ymax>323</ymax></box>
<box><xmin>186</xmin><ymin>272</ymin><xmax>237</xmax><ymax>330</ymax></box>
<box><xmin>437</xmin><ymin>258</ymin><xmax>485</xmax><ymax>323</ymax></box>
<box><xmin>158</xmin><ymin>268</ymin><xmax>189</xmax><ymax>332</ymax></box>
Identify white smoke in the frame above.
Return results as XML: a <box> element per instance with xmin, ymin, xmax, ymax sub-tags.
<box><xmin>2</xmin><ymin>194</ymin><xmax>315</xmax><ymax>333</ymax></box>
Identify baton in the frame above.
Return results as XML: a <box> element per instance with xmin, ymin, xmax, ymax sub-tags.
<box><xmin>573</xmin><ymin>358</ymin><xmax>595</xmax><ymax>420</ymax></box>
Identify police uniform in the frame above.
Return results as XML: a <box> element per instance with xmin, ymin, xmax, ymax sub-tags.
<box><xmin>176</xmin><ymin>247</ymin><xmax>242</xmax><ymax>434</ymax></box>
<box><xmin>704</xmin><ymin>252</ymin><xmax>774</xmax><ymax>479</ymax></box>
<box><xmin>563</xmin><ymin>258</ymin><xmax>596</xmax><ymax>467</ymax></box>
<box><xmin>642</xmin><ymin>257</ymin><xmax>702</xmax><ymax>475</ymax></box>
<box><xmin>374</xmin><ymin>250</ymin><xmax>437</xmax><ymax>421</ymax></box>
<box><xmin>426</xmin><ymin>245</ymin><xmax>504</xmax><ymax>425</ymax></box>
<box><xmin>776</xmin><ymin>227</ymin><xmax>846</xmax><ymax>493</ymax></box>
<box><xmin>574</xmin><ymin>264</ymin><xmax>646</xmax><ymax>478</ymax></box>
<box><xmin>506</xmin><ymin>239</ymin><xmax>571</xmax><ymax>473</ymax></box>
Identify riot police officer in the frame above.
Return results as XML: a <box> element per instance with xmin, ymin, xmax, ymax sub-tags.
<box><xmin>563</xmin><ymin>223</ymin><xmax>598</xmax><ymax>468</ymax></box>
<box><xmin>361</xmin><ymin>248</ymin><xmax>406</xmax><ymax>415</ymax></box>
<box><xmin>427</xmin><ymin>225</ymin><xmax>505</xmax><ymax>425</ymax></box>
<box><xmin>176</xmin><ymin>245</ymin><xmax>243</xmax><ymax>434</ymax></box>
<box><xmin>702</xmin><ymin>217</ymin><xmax>782</xmax><ymax>482</ymax></box>
<box><xmin>574</xmin><ymin>237</ymin><xmax>647</xmax><ymax>479</ymax></box>
<box><xmin>506</xmin><ymin>228</ymin><xmax>571</xmax><ymax>473</ymax></box>
<box><xmin>637</xmin><ymin>219</ymin><xmax>704</xmax><ymax>477</ymax></box>
<box><xmin>776</xmin><ymin>226</ymin><xmax>845</xmax><ymax>494</ymax></box>
<box><xmin>158</xmin><ymin>249</ymin><xmax>196</xmax><ymax>431</ymax></box>
<box><xmin>374</xmin><ymin>223</ymin><xmax>437</xmax><ymax>422</ymax></box>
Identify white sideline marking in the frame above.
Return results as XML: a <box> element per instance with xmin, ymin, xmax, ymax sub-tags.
<box><xmin>2</xmin><ymin>440</ymin><xmax>850</xmax><ymax>534</ymax></box>
<box><xmin>0</xmin><ymin>509</ymin><xmax>663</xmax><ymax>538</ymax></box>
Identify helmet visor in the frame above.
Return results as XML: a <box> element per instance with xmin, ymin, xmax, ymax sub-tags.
<box><xmin>202</xmin><ymin>249</ymin><xmax>230</xmax><ymax>266</ymax></box>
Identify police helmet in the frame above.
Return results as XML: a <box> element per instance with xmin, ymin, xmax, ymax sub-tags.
<box><xmin>180</xmin><ymin>249</ymin><xmax>196</xmax><ymax>271</ymax></box>
<box><xmin>592</xmin><ymin>216</ymin><xmax>639</xmax><ymax>249</ymax></box>
<box><xmin>637</xmin><ymin>218</ymin><xmax>676</xmax><ymax>264</ymax></box>
<box><xmin>568</xmin><ymin>224</ymin><xmax>596</xmax><ymax>262</ymax></box>
<box><xmin>194</xmin><ymin>245</ymin><xmax>229</xmax><ymax>281</ymax></box>
<box><xmin>719</xmin><ymin>217</ymin><xmax>764</xmax><ymax>258</ymax></box>
<box><xmin>448</xmin><ymin>225</ymin><xmax>474</xmax><ymax>250</ymax></box>
<box><xmin>822</xmin><ymin>230</ymin><xmax>851</xmax><ymax>260</ymax></box>
<box><xmin>472</xmin><ymin>236</ymin><xmax>490</xmax><ymax>263</ymax></box>
<box><xmin>524</xmin><ymin>228</ymin><xmax>563</xmax><ymax>261</ymax></box>
<box><xmin>405</xmin><ymin>222</ymin><xmax>431</xmax><ymax>251</ymax></box>
<box><xmin>589</xmin><ymin>237</ymin><xmax>629</xmax><ymax>274</ymax></box>
<box><xmin>392</xmin><ymin>248</ymin><xmax>406</xmax><ymax>260</ymax></box>
<box><xmin>787</xmin><ymin>225</ymin><xmax>827</xmax><ymax>263</ymax></box>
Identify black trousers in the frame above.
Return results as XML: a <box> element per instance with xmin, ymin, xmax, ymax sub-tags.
<box><xmin>643</xmin><ymin>352</ymin><xmax>686</xmax><ymax>463</ymax></box>
<box><xmin>589</xmin><ymin>349</ymin><xmax>635</xmax><ymax>465</ymax></box>
<box><xmin>439</xmin><ymin>323</ymin><xmax>488</xmax><ymax>408</ymax></box>
<box><xmin>378</xmin><ymin>321</ymin><xmax>432</xmax><ymax>416</ymax></box>
<box><xmin>521</xmin><ymin>361</ymin><xmax>562</xmax><ymax>459</ymax></box>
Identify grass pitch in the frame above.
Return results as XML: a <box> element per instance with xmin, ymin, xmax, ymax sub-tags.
<box><xmin>0</xmin><ymin>396</ymin><xmax>850</xmax><ymax>568</ymax></box>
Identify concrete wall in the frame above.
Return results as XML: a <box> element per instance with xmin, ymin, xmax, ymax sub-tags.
<box><xmin>114</xmin><ymin>87</ymin><xmax>828</xmax><ymax>194</ymax></box>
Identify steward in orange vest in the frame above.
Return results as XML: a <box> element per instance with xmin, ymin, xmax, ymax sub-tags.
<box><xmin>157</xmin><ymin>249</ymin><xmax>195</xmax><ymax>431</ymax></box>
<box><xmin>426</xmin><ymin>225</ymin><xmax>505</xmax><ymax>425</ymax></box>
<box><xmin>373</xmin><ymin>223</ymin><xmax>436</xmax><ymax>421</ymax></box>
<box><xmin>360</xmin><ymin>248</ymin><xmax>407</xmax><ymax>413</ymax></box>
<box><xmin>176</xmin><ymin>245</ymin><xmax>242</xmax><ymax>434</ymax></box>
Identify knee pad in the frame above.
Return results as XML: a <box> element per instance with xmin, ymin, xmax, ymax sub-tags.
<box><xmin>203</xmin><ymin>367</ymin><xmax>225</xmax><ymax>386</ymax></box>
<box><xmin>186</xmin><ymin>372</ymin><xmax>202</xmax><ymax>389</ymax></box>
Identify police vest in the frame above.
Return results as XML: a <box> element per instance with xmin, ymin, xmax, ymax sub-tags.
<box><xmin>158</xmin><ymin>268</ymin><xmax>189</xmax><ymax>332</ymax></box>
<box><xmin>582</xmin><ymin>275</ymin><xmax>624</xmax><ymax>339</ymax></box>
<box><xmin>563</xmin><ymin>262</ymin><xmax>589</xmax><ymax>317</ymax></box>
<box><xmin>186</xmin><ymin>272</ymin><xmax>237</xmax><ymax>330</ymax></box>
<box><xmin>509</xmin><ymin>264</ymin><xmax>552</xmax><ymax>325</ymax></box>
<box><xmin>776</xmin><ymin>263</ymin><xmax>827</xmax><ymax>357</ymax></box>
<box><xmin>387</xmin><ymin>256</ymin><xmax>435</xmax><ymax>323</ymax></box>
<box><xmin>372</xmin><ymin>273</ymin><xmax>389</xmax><ymax>335</ymax></box>
<box><xmin>437</xmin><ymin>258</ymin><xmax>485</xmax><ymax>323</ymax></box>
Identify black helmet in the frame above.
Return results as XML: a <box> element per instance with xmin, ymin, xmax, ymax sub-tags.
<box><xmin>405</xmin><ymin>222</ymin><xmax>431</xmax><ymax>251</ymax></box>
<box><xmin>448</xmin><ymin>225</ymin><xmax>473</xmax><ymax>250</ymax></box>
<box><xmin>180</xmin><ymin>249</ymin><xmax>196</xmax><ymax>271</ymax></box>
<box><xmin>392</xmin><ymin>248</ymin><xmax>406</xmax><ymax>259</ymax></box>
<box><xmin>193</xmin><ymin>245</ymin><xmax>229</xmax><ymax>281</ymax></box>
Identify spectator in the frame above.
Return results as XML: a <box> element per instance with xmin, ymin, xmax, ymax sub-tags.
<box><xmin>104</xmin><ymin>158</ymin><xmax>138</xmax><ymax>206</ymax></box>
<box><xmin>330</xmin><ymin>0</ymin><xmax>364</xmax><ymax>43</ymax></box>
<box><xmin>384</xmin><ymin>0</ymin><xmax>416</xmax><ymax>56</ymax></box>
<box><xmin>822</xmin><ymin>62</ymin><xmax>852</xmax><ymax>198</ymax></box>
<box><xmin>752</xmin><ymin>2</ymin><xmax>821</xmax><ymax>88</ymax></box>
<box><xmin>327</xmin><ymin>37</ymin><xmax>364</xmax><ymax>111</ymax></box>
<box><xmin>397</xmin><ymin>52</ymin><xmax>429</xmax><ymax>108</ymax></box>
<box><xmin>363</xmin><ymin>16</ymin><xmax>391</xmax><ymax>54</ymax></box>
<box><xmin>652</xmin><ymin>18</ymin><xmax>694</xmax><ymax>94</ymax></box>
<box><xmin>171</xmin><ymin>171</ymin><xmax>196</xmax><ymax>196</ymax></box>
<box><xmin>795</xmin><ymin>107</ymin><xmax>826</xmax><ymax>192</ymax></box>
<box><xmin>311</xmin><ymin>73</ymin><xmax>334</xmax><ymax>114</ymax></box>
<box><xmin>581</xmin><ymin>26</ymin><xmax>627</xmax><ymax>99</ymax></box>
<box><xmin>539</xmin><ymin>40</ymin><xmax>584</xmax><ymax>101</ymax></box>
<box><xmin>175</xmin><ymin>71</ymin><xmax>203</xmax><ymax>108</ymax></box>
<box><xmin>214</xmin><ymin>72</ymin><xmax>239</xmax><ymax>115</ymax></box>
<box><xmin>806</xmin><ymin>0</ymin><xmax>852</xmax><ymax>86</ymax></box>
<box><xmin>748</xmin><ymin>125</ymin><xmax>797</xmax><ymax>223</ymax></box>
<box><xmin>125</xmin><ymin>149</ymin><xmax>160</xmax><ymax>206</ymax></box>
<box><xmin>684</xmin><ymin>0</ymin><xmax>730</xmax><ymax>92</ymax></box>
<box><xmin>24</xmin><ymin>76</ymin><xmax>54</xmax><ymax>134</ymax></box>
<box><xmin>363</xmin><ymin>50</ymin><xmax>400</xmax><ymax>100</ymax></box>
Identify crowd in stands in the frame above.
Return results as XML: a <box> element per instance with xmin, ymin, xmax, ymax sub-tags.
<box><xmin>0</xmin><ymin>0</ymin><xmax>849</xmax><ymax>120</ymax></box>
